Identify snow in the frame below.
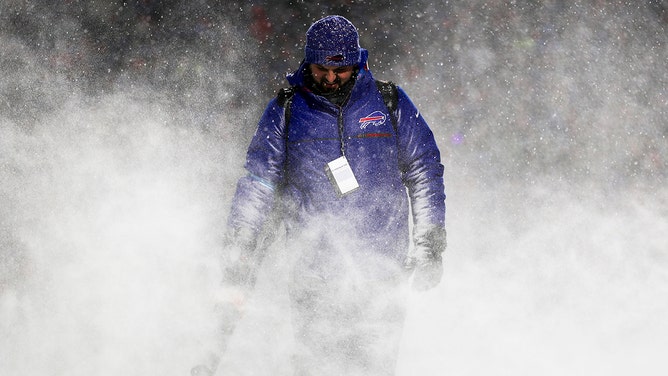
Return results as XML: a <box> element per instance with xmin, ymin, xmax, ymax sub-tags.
<box><xmin>1</xmin><ymin>2</ymin><xmax>667</xmax><ymax>375</ymax></box>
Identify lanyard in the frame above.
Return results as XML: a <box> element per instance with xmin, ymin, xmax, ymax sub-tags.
<box><xmin>337</xmin><ymin>108</ymin><xmax>346</xmax><ymax>157</ymax></box>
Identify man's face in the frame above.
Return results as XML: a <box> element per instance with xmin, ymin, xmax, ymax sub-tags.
<box><xmin>309</xmin><ymin>64</ymin><xmax>355</xmax><ymax>93</ymax></box>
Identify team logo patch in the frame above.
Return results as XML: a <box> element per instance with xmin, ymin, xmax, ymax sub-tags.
<box><xmin>359</xmin><ymin>111</ymin><xmax>387</xmax><ymax>129</ymax></box>
<box><xmin>325</xmin><ymin>54</ymin><xmax>345</xmax><ymax>62</ymax></box>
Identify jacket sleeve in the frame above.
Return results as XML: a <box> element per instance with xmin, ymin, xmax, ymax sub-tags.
<box><xmin>394</xmin><ymin>86</ymin><xmax>447</xmax><ymax>256</ymax></box>
<box><xmin>226</xmin><ymin>98</ymin><xmax>287</xmax><ymax>245</ymax></box>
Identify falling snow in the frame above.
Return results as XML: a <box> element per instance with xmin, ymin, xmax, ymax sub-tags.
<box><xmin>1</xmin><ymin>2</ymin><xmax>667</xmax><ymax>376</ymax></box>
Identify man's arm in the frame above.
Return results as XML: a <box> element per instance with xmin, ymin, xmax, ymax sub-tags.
<box><xmin>394</xmin><ymin>87</ymin><xmax>447</xmax><ymax>290</ymax></box>
<box><xmin>223</xmin><ymin>99</ymin><xmax>288</xmax><ymax>288</ymax></box>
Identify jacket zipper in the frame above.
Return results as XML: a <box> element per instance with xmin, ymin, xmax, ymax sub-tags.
<box><xmin>336</xmin><ymin>87</ymin><xmax>354</xmax><ymax>158</ymax></box>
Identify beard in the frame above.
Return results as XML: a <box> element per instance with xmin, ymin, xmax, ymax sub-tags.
<box><xmin>315</xmin><ymin>76</ymin><xmax>343</xmax><ymax>93</ymax></box>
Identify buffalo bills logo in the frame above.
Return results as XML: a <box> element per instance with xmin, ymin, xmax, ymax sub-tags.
<box><xmin>359</xmin><ymin>111</ymin><xmax>387</xmax><ymax>129</ymax></box>
<box><xmin>325</xmin><ymin>54</ymin><xmax>345</xmax><ymax>63</ymax></box>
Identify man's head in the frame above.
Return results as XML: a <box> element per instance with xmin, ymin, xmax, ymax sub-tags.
<box><xmin>304</xmin><ymin>15</ymin><xmax>361</xmax><ymax>93</ymax></box>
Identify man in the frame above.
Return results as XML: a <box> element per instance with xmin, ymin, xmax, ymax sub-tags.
<box><xmin>221</xmin><ymin>15</ymin><xmax>446</xmax><ymax>376</ymax></box>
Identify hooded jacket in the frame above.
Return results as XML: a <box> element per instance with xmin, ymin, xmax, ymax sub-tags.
<box><xmin>227</xmin><ymin>51</ymin><xmax>445</xmax><ymax>280</ymax></box>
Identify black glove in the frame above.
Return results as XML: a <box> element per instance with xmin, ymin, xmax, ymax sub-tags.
<box><xmin>220</xmin><ymin>227</ymin><xmax>259</xmax><ymax>289</ymax></box>
<box><xmin>405</xmin><ymin>227</ymin><xmax>446</xmax><ymax>291</ymax></box>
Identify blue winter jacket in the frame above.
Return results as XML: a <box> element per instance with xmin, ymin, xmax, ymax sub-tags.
<box><xmin>228</xmin><ymin>52</ymin><xmax>445</xmax><ymax>280</ymax></box>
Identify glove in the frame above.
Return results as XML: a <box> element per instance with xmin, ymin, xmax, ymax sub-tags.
<box><xmin>220</xmin><ymin>227</ymin><xmax>259</xmax><ymax>289</ymax></box>
<box><xmin>411</xmin><ymin>251</ymin><xmax>443</xmax><ymax>291</ymax></box>
<box><xmin>405</xmin><ymin>227</ymin><xmax>446</xmax><ymax>291</ymax></box>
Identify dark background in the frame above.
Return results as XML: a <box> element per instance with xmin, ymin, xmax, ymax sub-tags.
<box><xmin>2</xmin><ymin>0</ymin><xmax>666</xmax><ymax>186</ymax></box>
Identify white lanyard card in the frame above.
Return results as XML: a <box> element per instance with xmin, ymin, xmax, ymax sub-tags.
<box><xmin>325</xmin><ymin>156</ymin><xmax>359</xmax><ymax>196</ymax></box>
